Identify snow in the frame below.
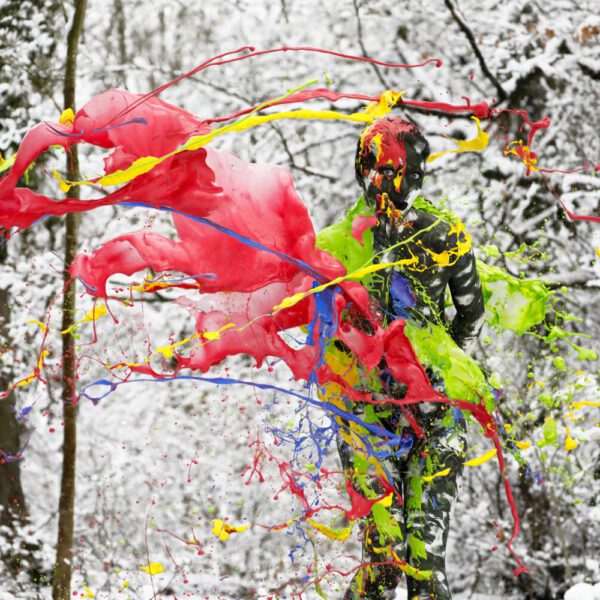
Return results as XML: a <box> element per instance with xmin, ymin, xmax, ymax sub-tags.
<box><xmin>564</xmin><ymin>582</ymin><xmax>600</xmax><ymax>600</ymax></box>
<box><xmin>1</xmin><ymin>0</ymin><xmax>599</xmax><ymax>597</ymax></box>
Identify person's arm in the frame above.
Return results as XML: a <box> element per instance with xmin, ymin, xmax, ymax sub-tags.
<box><xmin>448</xmin><ymin>250</ymin><xmax>485</xmax><ymax>353</ymax></box>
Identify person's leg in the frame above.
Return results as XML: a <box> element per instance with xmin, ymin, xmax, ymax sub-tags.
<box><xmin>403</xmin><ymin>409</ymin><xmax>467</xmax><ymax>600</ymax></box>
<box><xmin>337</xmin><ymin>423</ymin><xmax>407</xmax><ymax>600</ymax></box>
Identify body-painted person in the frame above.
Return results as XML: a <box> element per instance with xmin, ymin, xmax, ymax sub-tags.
<box><xmin>336</xmin><ymin>117</ymin><xmax>485</xmax><ymax>599</ymax></box>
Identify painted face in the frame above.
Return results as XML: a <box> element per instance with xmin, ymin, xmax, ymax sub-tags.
<box><xmin>358</xmin><ymin>119</ymin><xmax>427</xmax><ymax>212</ymax></box>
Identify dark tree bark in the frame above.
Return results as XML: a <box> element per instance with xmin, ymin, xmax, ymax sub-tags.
<box><xmin>0</xmin><ymin>245</ymin><xmax>26</xmax><ymax>527</ymax></box>
<box><xmin>51</xmin><ymin>1</ymin><xmax>87</xmax><ymax>598</ymax></box>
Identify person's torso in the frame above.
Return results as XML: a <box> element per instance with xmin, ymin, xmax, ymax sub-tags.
<box><xmin>369</xmin><ymin>207</ymin><xmax>466</xmax><ymax>326</ymax></box>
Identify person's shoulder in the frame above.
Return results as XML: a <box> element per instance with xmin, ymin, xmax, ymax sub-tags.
<box><xmin>410</xmin><ymin>207</ymin><xmax>452</xmax><ymax>232</ymax></box>
<box><xmin>409</xmin><ymin>198</ymin><xmax>471</xmax><ymax>255</ymax></box>
<box><xmin>409</xmin><ymin>202</ymin><xmax>453</xmax><ymax>236</ymax></box>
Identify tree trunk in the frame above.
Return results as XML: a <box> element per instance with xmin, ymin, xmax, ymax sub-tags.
<box><xmin>0</xmin><ymin>259</ymin><xmax>27</xmax><ymax>527</ymax></box>
<box><xmin>51</xmin><ymin>1</ymin><xmax>87</xmax><ymax>599</ymax></box>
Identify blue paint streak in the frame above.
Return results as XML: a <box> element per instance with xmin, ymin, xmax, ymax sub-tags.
<box><xmin>44</xmin><ymin>116</ymin><xmax>148</xmax><ymax>138</ymax></box>
<box><xmin>389</xmin><ymin>271</ymin><xmax>415</xmax><ymax>318</ymax></box>
<box><xmin>80</xmin><ymin>374</ymin><xmax>401</xmax><ymax>442</ymax></box>
<box><xmin>118</xmin><ymin>202</ymin><xmax>327</xmax><ymax>284</ymax></box>
<box><xmin>305</xmin><ymin>284</ymin><xmax>339</xmax><ymax>386</ymax></box>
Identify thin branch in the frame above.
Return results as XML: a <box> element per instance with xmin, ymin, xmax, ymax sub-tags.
<box><xmin>269</xmin><ymin>123</ymin><xmax>337</xmax><ymax>182</ymax></box>
<box><xmin>280</xmin><ymin>0</ymin><xmax>289</xmax><ymax>23</ymax></box>
<box><xmin>443</xmin><ymin>0</ymin><xmax>507</xmax><ymax>102</ymax></box>
<box><xmin>352</xmin><ymin>0</ymin><xmax>390</xmax><ymax>89</ymax></box>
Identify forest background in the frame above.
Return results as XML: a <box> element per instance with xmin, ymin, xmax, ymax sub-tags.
<box><xmin>0</xmin><ymin>0</ymin><xmax>599</xmax><ymax>598</ymax></box>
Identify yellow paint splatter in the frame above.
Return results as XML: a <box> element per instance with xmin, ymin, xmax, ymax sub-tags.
<box><xmin>211</xmin><ymin>519</ymin><xmax>249</xmax><ymax>541</ymax></box>
<box><xmin>52</xmin><ymin>168</ymin><xmax>72</xmax><ymax>194</ymax></box>
<box><xmin>427</xmin><ymin>117</ymin><xmax>489</xmax><ymax>163</ymax></box>
<box><xmin>61</xmin><ymin>302</ymin><xmax>107</xmax><ymax>334</ymax></box>
<box><xmin>514</xmin><ymin>441</ymin><xmax>532</xmax><ymax>450</ymax></box>
<box><xmin>414</xmin><ymin>219</ymin><xmax>472</xmax><ymax>268</ymax></box>
<box><xmin>155</xmin><ymin>333</ymin><xmax>200</xmax><ymax>359</ymax></box>
<box><xmin>139</xmin><ymin>562</ymin><xmax>164</xmax><ymax>575</ymax></box>
<box><xmin>307</xmin><ymin>518</ymin><xmax>354</xmax><ymax>541</ymax></box>
<box><xmin>0</xmin><ymin>151</ymin><xmax>16</xmax><ymax>175</ymax></box>
<box><xmin>202</xmin><ymin>323</ymin><xmax>236</xmax><ymax>341</ymax></box>
<box><xmin>27</xmin><ymin>319</ymin><xmax>48</xmax><ymax>333</ymax></box>
<box><xmin>564</xmin><ymin>426</ymin><xmax>578</xmax><ymax>451</ymax></box>
<box><xmin>80</xmin><ymin>587</ymin><xmax>95</xmax><ymax>599</ymax></box>
<box><xmin>422</xmin><ymin>467</ymin><xmax>451</xmax><ymax>482</ymax></box>
<box><xmin>17</xmin><ymin>350</ymin><xmax>49</xmax><ymax>388</ymax></box>
<box><xmin>362</xmin><ymin>89</ymin><xmax>405</xmax><ymax>120</ymax></box>
<box><xmin>464</xmin><ymin>448</ymin><xmax>497</xmax><ymax>467</ymax></box>
<box><xmin>376</xmin><ymin>492</ymin><xmax>394</xmax><ymax>508</ymax></box>
<box><xmin>503</xmin><ymin>140</ymin><xmax>538</xmax><ymax>171</ymax></box>
<box><xmin>59</xmin><ymin>108</ymin><xmax>75</xmax><ymax>125</ymax></box>
<box><xmin>570</xmin><ymin>400</ymin><xmax>600</xmax><ymax>410</ymax></box>
<box><xmin>390</xmin><ymin>550</ymin><xmax>433</xmax><ymax>581</ymax></box>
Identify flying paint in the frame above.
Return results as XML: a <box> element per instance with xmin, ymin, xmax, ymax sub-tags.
<box><xmin>0</xmin><ymin>46</ymin><xmax>597</xmax><ymax>595</ymax></box>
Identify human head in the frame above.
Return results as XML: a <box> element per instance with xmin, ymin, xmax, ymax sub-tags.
<box><xmin>355</xmin><ymin>116</ymin><xmax>430</xmax><ymax>213</ymax></box>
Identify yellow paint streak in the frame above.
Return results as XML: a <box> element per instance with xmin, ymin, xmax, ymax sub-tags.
<box><xmin>80</xmin><ymin>587</ymin><xmax>95</xmax><ymax>599</ymax></box>
<box><xmin>27</xmin><ymin>319</ymin><xmax>47</xmax><ymax>333</ymax></box>
<box><xmin>393</xmin><ymin>171</ymin><xmax>403</xmax><ymax>193</ymax></box>
<box><xmin>390</xmin><ymin>550</ymin><xmax>433</xmax><ymax>581</ymax></box>
<box><xmin>570</xmin><ymin>400</ymin><xmax>600</xmax><ymax>410</ymax></box>
<box><xmin>428</xmin><ymin>117</ymin><xmax>490</xmax><ymax>163</ymax></box>
<box><xmin>132</xmin><ymin>275</ymin><xmax>191</xmax><ymax>292</ymax></box>
<box><xmin>61</xmin><ymin>302</ymin><xmax>107</xmax><ymax>334</ymax></box>
<box><xmin>139</xmin><ymin>562</ymin><xmax>164</xmax><ymax>575</ymax></box>
<box><xmin>464</xmin><ymin>448</ymin><xmax>497</xmax><ymax>467</ymax></box>
<box><xmin>273</xmin><ymin>253</ymin><xmax>417</xmax><ymax>312</ymax></box>
<box><xmin>503</xmin><ymin>140</ymin><xmax>538</xmax><ymax>171</ymax></box>
<box><xmin>369</xmin><ymin>133</ymin><xmax>384</xmax><ymax>165</ymax></box>
<box><xmin>270</xmin><ymin>518</ymin><xmax>298</xmax><ymax>532</ymax></box>
<box><xmin>17</xmin><ymin>350</ymin><xmax>49</xmax><ymax>388</ymax></box>
<box><xmin>362</xmin><ymin>89</ymin><xmax>405</xmax><ymax>120</ymax></box>
<box><xmin>51</xmin><ymin>85</ymin><xmax>404</xmax><ymax>193</ymax></box>
<box><xmin>422</xmin><ymin>467</ymin><xmax>451</xmax><ymax>483</ymax></box>
<box><xmin>202</xmin><ymin>323</ymin><xmax>236</xmax><ymax>341</ymax></box>
<box><xmin>515</xmin><ymin>441</ymin><xmax>532</xmax><ymax>450</ymax></box>
<box><xmin>414</xmin><ymin>218</ymin><xmax>472</xmax><ymax>268</ymax></box>
<box><xmin>564</xmin><ymin>426</ymin><xmax>578</xmax><ymax>451</ymax></box>
<box><xmin>0</xmin><ymin>152</ymin><xmax>16</xmax><ymax>175</ymax></box>
<box><xmin>211</xmin><ymin>519</ymin><xmax>249</xmax><ymax>541</ymax></box>
<box><xmin>307</xmin><ymin>518</ymin><xmax>354</xmax><ymax>541</ymax></box>
<box><xmin>155</xmin><ymin>333</ymin><xmax>200</xmax><ymax>359</ymax></box>
<box><xmin>375</xmin><ymin>492</ymin><xmax>394</xmax><ymax>508</ymax></box>
<box><xmin>52</xmin><ymin>168</ymin><xmax>72</xmax><ymax>193</ymax></box>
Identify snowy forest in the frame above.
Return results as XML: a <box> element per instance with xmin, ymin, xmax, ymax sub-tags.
<box><xmin>0</xmin><ymin>0</ymin><xmax>599</xmax><ymax>599</ymax></box>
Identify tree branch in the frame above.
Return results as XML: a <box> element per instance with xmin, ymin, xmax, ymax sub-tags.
<box><xmin>443</xmin><ymin>0</ymin><xmax>507</xmax><ymax>102</ymax></box>
<box><xmin>353</xmin><ymin>0</ymin><xmax>390</xmax><ymax>89</ymax></box>
<box><xmin>269</xmin><ymin>123</ymin><xmax>337</xmax><ymax>182</ymax></box>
